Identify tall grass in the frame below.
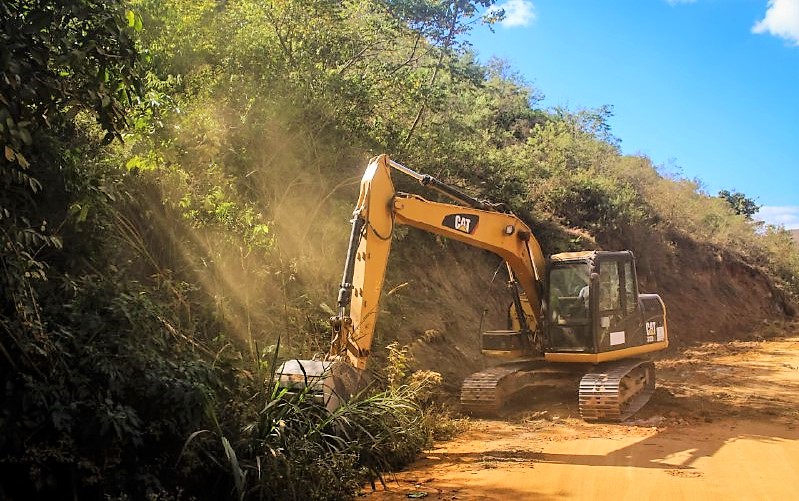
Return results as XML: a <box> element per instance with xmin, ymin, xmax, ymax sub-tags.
<box><xmin>179</xmin><ymin>344</ymin><xmax>439</xmax><ymax>500</ymax></box>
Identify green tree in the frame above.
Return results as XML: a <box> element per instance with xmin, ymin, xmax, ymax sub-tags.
<box><xmin>0</xmin><ymin>2</ymin><xmax>214</xmax><ymax>499</ymax></box>
<box><xmin>718</xmin><ymin>189</ymin><xmax>760</xmax><ymax>219</ymax></box>
<box><xmin>0</xmin><ymin>0</ymin><xmax>139</xmax><ymax>155</ymax></box>
<box><xmin>1</xmin><ymin>0</ymin><xmax>141</xmax><ymax>276</ymax></box>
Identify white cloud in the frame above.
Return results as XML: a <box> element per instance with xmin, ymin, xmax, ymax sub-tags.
<box><xmin>756</xmin><ymin>205</ymin><xmax>799</xmax><ymax>228</ymax></box>
<box><xmin>488</xmin><ymin>0</ymin><xmax>536</xmax><ymax>28</ymax></box>
<box><xmin>752</xmin><ymin>0</ymin><xmax>799</xmax><ymax>46</ymax></box>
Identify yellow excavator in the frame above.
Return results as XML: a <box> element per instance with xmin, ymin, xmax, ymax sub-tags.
<box><xmin>278</xmin><ymin>155</ymin><xmax>668</xmax><ymax>421</ymax></box>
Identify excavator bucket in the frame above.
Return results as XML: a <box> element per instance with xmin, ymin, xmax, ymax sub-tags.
<box><xmin>276</xmin><ymin>359</ymin><xmax>366</xmax><ymax>412</ymax></box>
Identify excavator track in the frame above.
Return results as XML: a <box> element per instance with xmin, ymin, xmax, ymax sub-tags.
<box><xmin>460</xmin><ymin>363</ymin><xmax>527</xmax><ymax>416</ymax></box>
<box><xmin>461</xmin><ymin>358</ymin><xmax>656</xmax><ymax>421</ymax></box>
<box><xmin>460</xmin><ymin>361</ymin><xmax>576</xmax><ymax>416</ymax></box>
<box><xmin>578</xmin><ymin>359</ymin><xmax>655</xmax><ymax>422</ymax></box>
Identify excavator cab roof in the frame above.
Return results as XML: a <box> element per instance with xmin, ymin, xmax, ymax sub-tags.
<box><xmin>550</xmin><ymin>250</ymin><xmax>596</xmax><ymax>262</ymax></box>
<box><xmin>550</xmin><ymin>250</ymin><xmax>635</xmax><ymax>264</ymax></box>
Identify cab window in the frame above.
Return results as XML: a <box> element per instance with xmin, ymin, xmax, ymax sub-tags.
<box><xmin>623</xmin><ymin>261</ymin><xmax>637</xmax><ymax>313</ymax></box>
<box><xmin>548</xmin><ymin>265</ymin><xmax>590</xmax><ymax>323</ymax></box>
<box><xmin>598</xmin><ymin>261</ymin><xmax>621</xmax><ymax>313</ymax></box>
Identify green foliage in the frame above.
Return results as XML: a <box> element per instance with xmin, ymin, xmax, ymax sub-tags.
<box><xmin>0</xmin><ymin>0</ymin><xmax>141</xmax><ymax>310</ymax></box>
<box><xmin>759</xmin><ymin>225</ymin><xmax>799</xmax><ymax>294</ymax></box>
<box><xmin>718</xmin><ymin>189</ymin><xmax>761</xmax><ymax>219</ymax></box>
<box><xmin>2</xmin><ymin>0</ymin><xmax>798</xmax><ymax>498</ymax></box>
<box><xmin>0</xmin><ymin>273</ymin><xmax>223</xmax><ymax>498</ymax></box>
<box><xmin>178</xmin><ymin>350</ymin><xmax>434</xmax><ymax>501</ymax></box>
<box><xmin>385</xmin><ymin>341</ymin><xmax>412</xmax><ymax>390</ymax></box>
<box><xmin>0</xmin><ymin>0</ymin><xmax>139</xmax><ymax>157</ymax></box>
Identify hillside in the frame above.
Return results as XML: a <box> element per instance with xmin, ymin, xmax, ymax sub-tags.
<box><xmin>2</xmin><ymin>0</ymin><xmax>798</xmax><ymax>499</ymax></box>
<box><xmin>378</xmin><ymin>220</ymin><xmax>795</xmax><ymax>393</ymax></box>
<box><xmin>792</xmin><ymin>229</ymin><xmax>799</xmax><ymax>245</ymax></box>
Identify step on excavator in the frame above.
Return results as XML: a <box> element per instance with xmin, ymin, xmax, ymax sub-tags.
<box><xmin>277</xmin><ymin>155</ymin><xmax>668</xmax><ymax>421</ymax></box>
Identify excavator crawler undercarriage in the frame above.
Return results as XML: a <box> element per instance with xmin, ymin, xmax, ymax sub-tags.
<box><xmin>460</xmin><ymin>358</ymin><xmax>656</xmax><ymax>421</ymax></box>
<box><xmin>578</xmin><ymin>359</ymin><xmax>656</xmax><ymax>421</ymax></box>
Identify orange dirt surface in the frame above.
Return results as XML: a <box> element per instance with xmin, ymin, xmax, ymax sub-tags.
<box><xmin>364</xmin><ymin>331</ymin><xmax>799</xmax><ymax>500</ymax></box>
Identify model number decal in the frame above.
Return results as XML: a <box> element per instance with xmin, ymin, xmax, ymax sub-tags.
<box><xmin>442</xmin><ymin>214</ymin><xmax>479</xmax><ymax>234</ymax></box>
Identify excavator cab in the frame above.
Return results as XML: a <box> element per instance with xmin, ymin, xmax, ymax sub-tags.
<box><xmin>543</xmin><ymin>251</ymin><xmax>668</xmax><ymax>362</ymax></box>
<box><xmin>545</xmin><ymin>256</ymin><xmax>594</xmax><ymax>352</ymax></box>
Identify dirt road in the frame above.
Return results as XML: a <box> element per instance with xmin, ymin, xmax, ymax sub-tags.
<box><xmin>365</xmin><ymin>332</ymin><xmax>799</xmax><ymax>500</ymax></box>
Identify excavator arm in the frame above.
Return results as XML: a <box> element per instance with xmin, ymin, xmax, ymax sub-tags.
<box><xmin>331</xmin><ymin>154</ymin><xmax>547</xmax><ymax>370</ymax></box>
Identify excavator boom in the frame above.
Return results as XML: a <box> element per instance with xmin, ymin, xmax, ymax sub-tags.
<box><xmin>329</xmin><ymin>155</ymin><xmax>546</xmax><ymax>370</ymax></box>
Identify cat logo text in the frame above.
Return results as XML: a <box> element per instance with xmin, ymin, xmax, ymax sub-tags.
<box><xmin>442</xmin><ymin>214</ymin><xmax>479</xmax><ymax>234</ymax></box>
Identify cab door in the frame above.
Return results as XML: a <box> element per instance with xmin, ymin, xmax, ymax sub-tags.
<box><xmin>594</xmin><ymin>254</ymin><xmax>645</xmax><ymax>353</ymax></box>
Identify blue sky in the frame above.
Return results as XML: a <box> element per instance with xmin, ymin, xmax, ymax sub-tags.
<box><xmin>470</xmin><ymin>0</ymin><xmax>799</xmax><ymax>228</ymax></box>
